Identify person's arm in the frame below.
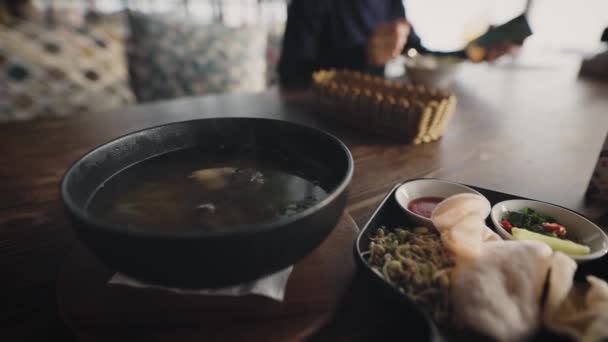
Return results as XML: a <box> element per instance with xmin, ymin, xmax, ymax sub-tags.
<box><xmin>406</xmin><ymin>24</ymin><xmax>526</xmax><ymax>62</ymax></box>
<box><xmin>404</xmin><ymin>25</ymin><xmax>467</xmax><ymax>58</ymax></box>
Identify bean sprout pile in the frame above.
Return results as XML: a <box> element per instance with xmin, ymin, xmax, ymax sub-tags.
<box><xmin>368</xmin><ymin>226</ymin><xmax>454</xmax><ymax>322</ymax></box>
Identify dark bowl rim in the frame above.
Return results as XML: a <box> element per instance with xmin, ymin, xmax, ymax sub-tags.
<box><xmin>60</xmin><ymin>117</ymin><xmax>354</xmax><ymax>240</ymax></box>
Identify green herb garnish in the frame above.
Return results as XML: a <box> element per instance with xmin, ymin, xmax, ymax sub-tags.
<box><xmin>502</xmin><ymin>207</ymin><xmax>562</xmax><ymax>239</ymax></box>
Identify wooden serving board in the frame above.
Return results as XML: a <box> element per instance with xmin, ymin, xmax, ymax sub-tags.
<box><xmin>57</xmin><ymin>214</ymin><xmax>359</xmax><ymax>342</ymax></box>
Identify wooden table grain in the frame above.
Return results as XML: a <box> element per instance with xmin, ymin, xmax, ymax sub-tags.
<box><xmin>2</xmin><ymin>62</ymin><xmax>608</xmax><ymax>341</ymax></box>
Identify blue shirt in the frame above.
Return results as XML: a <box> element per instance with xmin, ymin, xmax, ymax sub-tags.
<box><xmin>278</xmin><ymin>0</ymin><xmax>463</xmax><ymax>86</ymax></box>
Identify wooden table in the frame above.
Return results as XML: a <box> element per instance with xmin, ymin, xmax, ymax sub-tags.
<box><xmin>2</xmin><ymin>61</ymin><xmax>608</xmax><ymax>340</ymax></box>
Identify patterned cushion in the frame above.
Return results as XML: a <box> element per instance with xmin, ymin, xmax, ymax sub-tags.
<box><xmin>0</xmin><ymin>15</ymin><xmax>135</xmax><ymax>122</ymax></box>
<box><xmin>127</xmin><ymin>11</ymin><xmax>267</xmax><ymax>102</ymax></box>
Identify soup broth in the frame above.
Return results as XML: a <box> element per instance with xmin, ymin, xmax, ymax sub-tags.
<box><xmin>86</xmin><ymin>148</ymin><xmax>329</xmax><ymax>233</ymax></box>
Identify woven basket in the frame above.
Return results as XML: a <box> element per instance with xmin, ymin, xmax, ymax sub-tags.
<box><xmin>312</xmin><ymin>69</ymin><xmax>457</xmax><ymax>144</ymax></box>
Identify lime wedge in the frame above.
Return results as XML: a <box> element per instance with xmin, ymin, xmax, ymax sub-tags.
<box><xmin>511</xmin><ymin>227</ymin><xmax>590</xmax><ymax>256</ymax></box>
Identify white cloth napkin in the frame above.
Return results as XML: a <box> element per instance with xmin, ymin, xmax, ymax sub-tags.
<box><xmin>108</xmin><ymin>266</ymin><xmax>294</xmax><ymax>302</ymax></box>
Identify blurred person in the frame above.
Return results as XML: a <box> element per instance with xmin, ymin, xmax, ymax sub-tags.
<box><xmin>279</xmin><ymin>0</ymin><xmax>519</xmax><ymax>86</ymax></box>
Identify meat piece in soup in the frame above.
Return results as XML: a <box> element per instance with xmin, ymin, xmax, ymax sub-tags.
<box><xmin>86</xmin><ymin>148</ymin><xmax>329</xmax><ymax>233</ymax></box>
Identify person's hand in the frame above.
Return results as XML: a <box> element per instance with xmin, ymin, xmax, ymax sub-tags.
<box><xmin>485</xmin><ymin>42</ymin><xmax>520</xmax><ymax>62</ymax></box>
<box><xmin>467</xmin><ymin>40</ymin><xmax>523</xmax><ymax>63</ymax></box>
<box><xmin>367</xmin><ymin>19</ymin><xmax>410</xmax><ymax>66</ymax></box>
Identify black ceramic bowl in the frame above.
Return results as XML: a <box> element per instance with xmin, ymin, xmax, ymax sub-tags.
<box><xmin>61</xmin><ymin>118</ymin><xmax>353</xmax><ymax>288</ymax></box>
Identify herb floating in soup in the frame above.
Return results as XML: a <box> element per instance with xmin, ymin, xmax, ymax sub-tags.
<box><xmin>502</xmin><ymin>207</ymin><xmax>590</xmax><ymax>255</ymax></box>
<box><xmin>368</xmin><ymin>226</ymin><xmax>454</xmax><ymax>322</ymax></box>
<box><xmin>86</xmin><ymin>148</ymin><xmax>329</xmax><ymax>233</ymax></box>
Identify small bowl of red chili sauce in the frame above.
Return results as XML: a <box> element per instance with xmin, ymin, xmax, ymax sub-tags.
<box><xmin>394</xmin><ymin>179</ymin><xmax>483</xmax><ymax>229</ymax></box>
